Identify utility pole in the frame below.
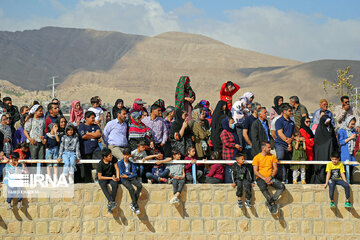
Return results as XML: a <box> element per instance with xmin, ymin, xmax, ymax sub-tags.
<box><xmin>48</xmin><ymin>76</ymin><xmax>60</xmax><ymax>99</ymax></box>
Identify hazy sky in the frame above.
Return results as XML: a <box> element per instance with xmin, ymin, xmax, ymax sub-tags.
<box><xmin>1</xmin><ymin>0</ymin><xmax>359</xmax><ymax>62</ymax></box>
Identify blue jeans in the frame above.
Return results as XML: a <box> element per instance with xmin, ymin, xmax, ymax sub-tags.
<box><xmin>136</xmin><ymin>164</ymin><xmax>144</xmax><ymax>179</ymax></box>
<box><xmin>7</xmin><ymin>187</ymin><xmax>23</xmax><ymax>203</ymax></box>
<box><xmin>46</xmin><ymin>147</ymin><xmax>59</xmax><ymax>167</ymax></box>
<box><xmin>62</xmin><ymin>151</ymin><xmax>77</xmax><ymax>175</ymax></box>
<box><xmin>224</xmin><ymin>165</ymin><xmax>232</xmax><ymax>183</ymax></box>
<box><xmin>328</xmin><ymin>179</ymin><xmax>350</xmax><ymax>201</ymax></box>
<box><xmin>146</xmin><ymin>169</ymin><xmax>170</xmax><ymax>182</ymax></box>
<box><xmin>275</xmin><ymin>144</ymin><xmax>291</xmax><ymax>183</ymax></box>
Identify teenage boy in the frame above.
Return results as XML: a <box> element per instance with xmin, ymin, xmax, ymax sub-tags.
<box><xmin>118</xmin><ymin>148</ymin><xmax>142</xmax><ymax>215</ymax></box>
<box><xmin>323</xmin><ymin>151</ymin><xmax>353</xmax><ymax>208</ymax></box>
<box><xmin>45</xmin><ymin>103</ymin><xmax>60</xmax><ymax>133</ymax></box>
<box><xmin>231</xmin><ymin>153</ymin><xmax>253</xmax><ymax>208</ymax></box>
<box><xmin>97</xmin><ymin>148</ymin><xmax>120</xmax><ymax>213</ymax></box>
<box><xmin>253</xmin><ymin>142</ymin><xmax>285</xmax><ymax>214</ymax></box>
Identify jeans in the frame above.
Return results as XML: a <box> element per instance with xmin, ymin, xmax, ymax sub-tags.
<box><xmin>224</xmin><ymin>165</ymin><xmax>232</xmax><ymax>183</ymax></box>
<box><xmin>121</xmin><ymin>178</ymin><xmax>142</xmax><ymax>209</ymax></box>
<box><xmin>136</xmin><ymin>164</ymin><xmax>144</xmax><ymax>180</ymax></box>
<box><xmin>328</xmin><ymin>179</ymin><xmax>350</xmax><ymax>201</ymax></box>
<box><xmin>7</xmin><ymin>187</ymin><xmax>23</xmax><ymax>203</ymax></box>
<box><xmin>29</xmin><ymin>142</ymin><xmax>45</xmax><ymax>159</ymax></box>
<box><xmin>46</xmin><ymin>147</ymin><xmax>59</xmax><ymax>167</ymax></box>
<box><xmin>275</xmin><ymin>144</ymin><xmax>291</xmax><ymax>182</ymax></box>
<box><xmin>293</xmin><ymin>168</ymin><xmax>306</xmax><ymax>181</ymax></box>
<box><xmin>256</xmin><ymin>178</ymin><xmax>285</xmax><ymax>204</ymax></box>
<box><xmin>205</xmin><ymin>176</ymin><xmax>223</xmax><ymax>184</ymax></box>
<box><xmin>185</xmin><ymin>170</ymin><xmax>203</xmax><ymax>183</ymax></box>
<box><xmin>146</xmin><ymin>169</ymin><xmax>170</xmax><ymax>182</ymax></box>
<box><xmin>62</xmin><ymin>151</ymin><xmax>77</xmax><ymax>175</ymax></box>
<box><xmin>172</xmin><ymin>179</ymin><xmax>185</xmax><ymax>194</ymax></box>
<box><xmin>235</xmin><ymin>179</ymin><xmax>252</xmax><ymax>200</ymax></box>
<box><xmin>99</xmin><ymin>179</ymin><xmax>119</xmax><ymax>202</ymax></box>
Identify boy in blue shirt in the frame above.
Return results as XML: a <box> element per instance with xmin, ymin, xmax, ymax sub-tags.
<box><xmin>118</xmin><ymin>148</ymin><xmax>142</xmax><ymax>215</ymax></box>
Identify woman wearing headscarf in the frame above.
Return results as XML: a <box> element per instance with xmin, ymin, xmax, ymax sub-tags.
<box><xmin>69</xmin><ymin>100</ymin><xmax>83</xmax><ymax>126</ymax></box>
<box><xmin>270</xmin><ymin>96</ymin><xmax>283</xmax><ymax>124</ymax></box>
<box><xmin>112</xmin><ymin>99</ymin><xmax>124</xmax><ymax>119</ymax></box>
<box><xmin>210</xmin><ymin>100</ymin><xmax>229</xmax><ymax>152</ymax></box>
<box><xmin>338</xmin><ymin>115</ymin><xmax>357</xmax><ymax>183</ymax></box>
<box><xmin>175</xmin><ymin>76</ymin><xmax>196</xmax><ymax>119</ymax></box>
<box><xmin>130</xmin><ymin>98</ymin><xmax>147</xmax><ymax>115</ymax></box>
<box><xmin>0</xmin><ymin>114</ymin><xmax>12</xmax><ymax>157</ymax></box>
<box><xmin>220</xmin><ymin>117</ymin><xmax>242</xmax><ymax>183</ymax></box>
<box><xmin>299</xmin><ymin>116</ymin><xmax>314</xmax><ymax>161</ymax></box>
<box><xmin>192</xmin><ymin>108</ymin><xmax>211</xmax><ymax>159</ymax></box>
<box><xmin>312</xmin><ymin>115</ymin><xmax>338</xmax><ymax>184</ymax></box>
<box><xmin>198</xmin><ymin>100</ymin><xmax>213</xmax><ymax>125</ymax></box>
<box><xmin>169</xmin><ymin>108</ymin><xmax>193</xmax><ymax>156</ymax></box>
<box><xmin>128</xmin><ymin>111</ymin><xmax>153</xmax><ymax>151</ymax></box>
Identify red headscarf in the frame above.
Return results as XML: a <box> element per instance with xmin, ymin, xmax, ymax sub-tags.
<box><xmin>70</xmin><ymin>100</ymin><xmax>83</xmax><ymax>123</ymax></box>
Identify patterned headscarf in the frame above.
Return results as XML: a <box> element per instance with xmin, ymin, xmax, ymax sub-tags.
<box><xmin>342</xmin><ymin>115</ymin><xmax>356</xmax><ymax>154</ymax></box>
<box><xmin>153</xmin><ymin>99</ymin><xmax>165</xmax><ymax>112</ymax></box>
<box><xmin>175</xmin><ymin>76</ymin><xmax>195</xmax><ymax>110</ymax></box>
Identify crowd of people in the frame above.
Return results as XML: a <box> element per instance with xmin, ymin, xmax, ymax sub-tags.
<box><xmin>1</xmin><ymin>76</ymin><xmax>357</xmax><ymax>214</ymax></box>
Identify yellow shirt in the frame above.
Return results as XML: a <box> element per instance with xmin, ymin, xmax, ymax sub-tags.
<box><xmin>252</xmin><ymin>153</ymin><xmax>278</xmax><ymax>178</ymax></box>
<box><xmin>326</xmin><ymin>162</ymin><xmax>345</xmax><ymax>180</ymax></box>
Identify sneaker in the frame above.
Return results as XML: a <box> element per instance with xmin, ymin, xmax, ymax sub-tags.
<box><xmin>169</xmin><ymin>196</ymin><xmax>178</xmax><ymax>205</ymax></box>
<box><xmin>345</xmin><ymin>202</ymin><xmax>353</xmax><ymax>208</ymax></box>
<box><xmin>270</xmin><ymin>203</ymin><xmax>279</xmax><ymax>214</ymax></box>
<box><xmin>135</xmin><ymin>208</ymin><xmax>141</xmax><ymax>215</ymax></box>
<box><xmin>147</xmin><ymin>179</ymin><xmax>153</xmax><ymax>184</ymax></box>
<box><xmin>265</xmin><ymin>202</ymin><xmax>272</xmax><ymax>214</ymax></box>
<box><xmin>110</xmin><ymin>202</ymin><xmax>117</xmax><ymax>211</ymax></box>
<box><xmin>168</xmin><ymin>179</ymin><xmax>173</xmax><ymax>184</ymax></box>
<box><xmin>293</xmin><ymin>180</ymin><xmax>297</xmax><ymax>184</ymax></box>
<box><xmin>245</xmin><ymin>200</ymin><xmax>252</xmax><ymax>208</ymax></box>
<box><xmin>159</xmin><ymin>178</ymin><xmax>167</xmax><ymax>183</ymax></box>
<box><xmin>7</xmin><ymin>202</ymin><xmax>13</xmax><ymax>210</ymax></box>
<box><xmin>237</xmin><ymin>200</ymin><xmax>243</xmax><ymax>209</ymax></box>
<box><xmin>130</xmin><ymin>203</ymin><xmax>136</xmax><ymax>212</ymax></box>
<box><xmin>330</xmin><ymin>202</ymin><xmax>336</xmax><ymax>208</ymax></box>
<box><xmin>107</xmin><ymin>203</ymin><xmax>113</xmax><ymax>213</ymax></box>
<box><xmin>301</xmin><ymin>180</ymin><xmax>306</xmax><ymax>184</ymax></box>
<box><xmin>68</xmin><ymin>176</ymin><xmax>74</xmax><ymax>184</ymax></box>
<box><xmin>17</xmin><ymin>201</ymin><xmax>23</xmax><ymax>209</ymax></box>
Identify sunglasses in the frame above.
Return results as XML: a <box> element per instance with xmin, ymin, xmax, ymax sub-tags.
<box><xmin>305</xmin><ymin>121</ymin><xmax>311</xmax><ymax>123</ymax></box>
<box><xmin>344</xmin><ymin>101</ymin><xmax>350</xmax><ymax>104</ymax></box>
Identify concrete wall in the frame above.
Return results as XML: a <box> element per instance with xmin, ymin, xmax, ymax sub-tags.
<box><xmin>0</xmin><ymin>184</ymin><xmax>359</xmax><ymax>240</ymax></box>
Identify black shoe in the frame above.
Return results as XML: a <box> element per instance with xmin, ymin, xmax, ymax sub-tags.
<box><xmin>110</xmin><ymin>202</ymin><xmax>117</xmax><ymax>211</ymax></box>
<box><xmin>107</xmin><ymin>203</ymin><xmax>113</xmax><ymax>213</ymax></box>
<box><xmin>237</xmin><ymin>200</ymin><xmax>243</xmax><ymax>209</ymax></box>
<box><xmin>270</xmin><ymin>203</ymin><xmax>279</xmax><ymax>214</ymax></box>
<box><xmin>245</xmin><ymin>200</ymin><xmax>252</xmax><ymax>208</ymax></box>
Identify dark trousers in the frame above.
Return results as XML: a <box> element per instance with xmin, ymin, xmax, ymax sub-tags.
<box><xmin>122</xmin><ymin>178</ymin><xmax>142</xmax><ymax>208</ymax></box>
<box><xmin>235</xmin><ymin>179</ymin><xmax>252</xmax><ymax>200</ymax></box>
<box><xmin>77</xmin><ymin>151</ymin><xmax>102</xmax><ymax>183</ymax></box>
<box><xmin>185</xmin><ymin>170</ymin><xmax>203</xmax><ymax>183</ymax></box>
<box><xmin>275</xmin><ymin>144</ymin><xmax>291</xmax><ymax>182</ymax></box>
<box><xmin>7</xmin><ymin>187</ymin><xmax>22</xmax><ymax>203</ymax></box>
<box><xmin>98</xmin><ymin>180</ymin><xmax>119</xmax><ymax>202</ymax></box>
<box><xmin>256</xmin><ymin>178</ymin><xmax>285</xmax><ymax>204</ymax></box>
<box><xmin>146</xmin><ymin>169</ymin><xmax>170</xmax><ymax>182</ymax></box>
<box><xmin>205</xmin><ymin>176</ymin><xmax>223</xmax><ymax>184</ymax></box>
<box><xmin>172</xmin><ymin>179</ymin><xmax>185</xmax><ymax>194</ymax></box>
<box><xmin>328</xmin><ymin>179</ymin><xmax>350</xmax><ymax>201</ymax></box>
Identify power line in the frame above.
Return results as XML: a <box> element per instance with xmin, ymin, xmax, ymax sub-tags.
<box><xmin>47</xmin><ymin>76</ymin><xmax>60</xmax><ymax>99</ymax></box>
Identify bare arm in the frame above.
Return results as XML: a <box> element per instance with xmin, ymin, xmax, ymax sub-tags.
<box><xmin>323</xmin><ymin>171</ymin><xmax>331</xmax><ymax>188</ymax></box>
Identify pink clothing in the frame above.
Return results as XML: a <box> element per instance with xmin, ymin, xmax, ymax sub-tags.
<box><xmin>69</xmin><ymin>100</ymin><xmax>83</xmax><ymax>123</ymax></box>
<box><xmin>184</xmin><ymin>156</ymin><xmax>198</xmax><ymax>174</ymax></box>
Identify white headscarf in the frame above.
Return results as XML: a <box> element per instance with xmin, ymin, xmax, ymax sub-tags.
<box><xmin>342</xmin><ymin>115</ymin><xmax>356</xmax><ymax>154</ymax></box>
<box><xmin>29</xmin><ymin>104</ymin><xmax>40</xmax><ymax>115</ymax></box>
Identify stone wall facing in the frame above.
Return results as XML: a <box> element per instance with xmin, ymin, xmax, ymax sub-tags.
<box><xmin>0</xmin><ymin>184</ymin><xmax>360</xmax><ymax>240</ymax></box>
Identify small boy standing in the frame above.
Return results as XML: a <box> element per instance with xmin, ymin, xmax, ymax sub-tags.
<box><xmin>130</xmin><ymin>141</ymin><xmax>159</xmax><ymax>182</ymax></box>
<box><xmin>324</xmin><ymin>151</ymin><xmax>353</xmax><ymax>208</ymax></box>
<box><xmin>231</xmin><ymin>153</ymin><xmax>253</xmax><ymax>208</ymax></box>
<box><xmin>118</xmin><ymin>148</ymin><xmax>143</xmax><ymax>215</ymax></box>
<box><xmin>42</xmin><ymin>123</ymin><xmax>60</xmax><ymax>178</ymax></box>
<box><xmin>88</xmin><ymin>96</ymin><xmax>104</xmax><ymax>126</ymax></box>
<box><xmin>97</xmin><ymin>148</ymin><xmax>120</xmax><ymax>213</ymax></box>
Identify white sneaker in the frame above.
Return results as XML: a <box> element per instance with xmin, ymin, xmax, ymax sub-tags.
<box><xmin>17</xmin><ymin>201</ymin><xmax>23</xmax><ymax>209</ymax></box>
<box><xmin>135</xmin><ymin>209</ymin><xmax>141</xmax><ymax>215</ymax></box>
<box><xmin>7</xmin><ymin>202</ymin><xmax>13</xmax><ymax>210</ymax></box>
<box><xmin>130</xmin><ymin>204</ymin><xmax>135</xmax><ymax>212</ymax></box>
<box><xmin>68</xmin><ymin>176</ymin><xmax>74</xmax><ymax>184</ymax></box>
<box><xmin>169</xmin><ymin>197</ymin><xmax>178</xmax><ymax>205</ymax></box>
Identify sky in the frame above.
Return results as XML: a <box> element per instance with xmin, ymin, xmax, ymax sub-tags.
<box><xmin>0</xmin><ymin>0</ymin><xmax>360</xmax><ymax>62</ymax></box>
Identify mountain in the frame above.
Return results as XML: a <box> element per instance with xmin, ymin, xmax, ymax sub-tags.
<box><xmin>0</xmin><ymin>27</ymin><xmax>359</xmax><ymax>111</ymax></box>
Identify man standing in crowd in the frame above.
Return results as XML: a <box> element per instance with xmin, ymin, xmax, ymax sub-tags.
<box><xmin>289</xmin><ymin>96</ymin><xmax>308</xmax><ymax>130</ymax></box>
<box><xmin>334</xmin><ymin>96</ymin><xmax>359</xmax><ymax>130</ymax></box>
<box><xmin>312</xmin><ymin>99</ymin><xmax>335</xmax><ymax>128</ymax></box>
<box><xmin>251</xmin><ymin>107</ymin><xmax>271</xmax><ymax>157</ymax></box>
<box><xmin>253</xmin><ymin>142</ymin><xmax>285</xmax><ymax>214</ymax></box>
<box><xmin>275</xmin><ymin>103</ymin><xmax>295</xmax><ymax>183</ymax></box>
<box><xmin>78</xmin><ymin>111</ymin><xmax>102</xmax><ymax>182</ymax></box>
<box><xmin>14</xmin><ymin>105</ymin><xmax>29</xmax><ymax>130</ymax></box>
<box><xmin>220</xmin><ymin>81</ymin><xmax>240</xmax><ymax>110</ymax></box>
<box><xmin>2</xmin><ymin>97</ymin><xmax>20</xmax><ymax>129</ymax></box>
<box><xmin>242</xmin><ymin>103</ymin><xmax>261</xmax><ymax>159</ymax></box>
<box><xmin>103</xmin><ymin>108</ymin><xmax>128</xmax><ymax>160</ymax></box>
<box><xmin>142</xmin><ymin>104</ymin><xmax>168</xmax><ymax>152</ymax></box>
<box><xmin>45</xmin><ymin>103</ymin><xmax>60</xmax><ymax>133</ymax></box>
